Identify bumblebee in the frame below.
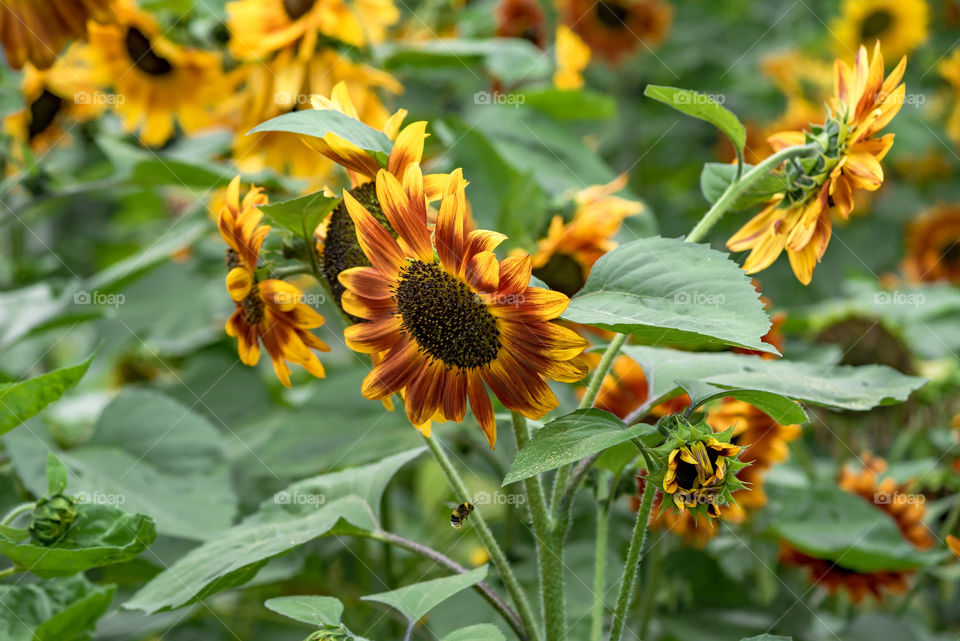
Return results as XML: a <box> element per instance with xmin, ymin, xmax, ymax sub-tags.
<box><xmin>450</xmin><ymin>502</ymin><xmax>475</xmax><ymax>529</ymax></box>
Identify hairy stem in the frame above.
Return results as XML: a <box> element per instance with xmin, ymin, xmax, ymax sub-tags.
<box><xmin>608</xmin><ymin>478</ymin><xmax>657</xmax><ymax>641</ymax></box>
<box><xmin>591</xmin><ymin>471</ymin><xmax>614</xmax><ymax>641</ymax></box>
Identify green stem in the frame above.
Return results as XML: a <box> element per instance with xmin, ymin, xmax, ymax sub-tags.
<box><xmin>591</xmin><ymin>472</ymin><xmax>614</xmax><ymax>641</ymax></box>
<box><xmin>271</xmin><ymin>264</ymin><xmax>313</xmax><ymax>279</ymax></box>
<box><xmin>1</xmin><ymin>502</ymin><xmax>34</xmax><ymax>526</ymax></box>
<box><xmin>422</xmin><ymin>434</ymin><xmax>543</xmax><ymax>641</ymax></box>
<box><xmin>608</xmin><ymin>478</ymin><xmax>657</xmax><ymax>641</ymax></box>
<box><xmin>684</xmin><ymin>142</ymin><xmax>820</xmax><ymax>244</ymax></box>
<box><xmin>579</xmin><ymin>333</ymin><xmax>628</xmax><ymax>411</ymax></box>
<box><xmin>0</xmin><ymin>567</ymin><xmax>19</xmax><ymax>580</ymax></box>
<box><xmin>637</xmin><ymin>536</ymin><xmax>662</xmax><ymax>639</ymax></box>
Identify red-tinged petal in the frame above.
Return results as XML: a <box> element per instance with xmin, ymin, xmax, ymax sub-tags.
<box><xmin>405</xmin><ymin>363</ymin><xmax>445</xmax><ymax>426</ymax></box>
<box><xmin>260</xmin><ymin>279</ymin><xmax>303</xmax><ymax>311</ymax></box>
<box><xmin>387</xmin><ymin>121</ymin><xmax>428</xmax><ymax>177</ymax></box>
<box><xmin>498</xmin><ymin>254</ymin><xmax>533</xmax><ymax>297</ymax></box>
<box><xmin>341</xmin><ymin>290</ymin><xmax>397</xmax><ymax>321</ymax></box>
<box><xmin>338</xmin><ymin>266</ymin><xmax>394</xmax><ymax>299</ymax></box>
<box><xmin>344</xmin><ymin>317</ymin><xmax>403</xmax><ymax>353</ymax></box>
<box><xmin>442</xmin><ymin>372</ymin><xmax>468</xmax><ymax>423</ymax></box>
<box><xmin>459</xmin><ymin>230</ymin><xmax>507</xmax><ymax>274</ymax></box>
<box><xmin>483</xmin><ymin>353</ymin><xmax>558</xmax><ymax>419</ymax></box>
<box><xmin>492</xmin><ymin>287</ymin><xmax>569</xmax><ymax>320</ymax></box>
<box><xmin>376</xmin><ymin>169</ymin><xmax>432</xmax><ymax>262</ymax></box>
<box><xmin>342</xmin><ymin>189</ymin><xmax>406</xmax><ymax>275</ymax></box>
<box><xmin>361</xmin><ymin>338</ymin><xmax>423</xmax><ymax>399</ymax></box>
<box><xmin>500</xmin><ymin>320</ymin><xmax>588</xmax><ymax>360</ymax></box>
<box><xmin>467</xmin><ymin>371</ymin><xmax>496</xmax><ymax>449</ymax></box>
<box><xmin>435</xmin><ymin>169</ymin><xmax>468</xmax><ymax>271</ymax></box>
<box><xmin>465</xmin><ymin>251</ymin><xmax>500</xmax><ymax>293</ymax></box>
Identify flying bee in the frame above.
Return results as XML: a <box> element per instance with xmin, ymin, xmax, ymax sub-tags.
<box><xmin>449</xmin><ymin>502</ymin><xmax>475</xmax><ymax>529</ymax></box>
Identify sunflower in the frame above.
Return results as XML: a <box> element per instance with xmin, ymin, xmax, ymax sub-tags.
<box><xmin>87</xmin><ymin>0</ymin><xmax>224</xmax><ymax>146</ymax></box>
<box><xmin>554</xmin><ymin>25</ymin><xmax>590</xmax><ymax>90</ymax></box>
<box><xmin>660</xmin><ymin>431</ymin><xmax>742</xmax><ymax>517</ymax></box>
<box><xmin>941</xmin><ymin>49</ymin><xmax>960</xmax><ymax>147</ymax></box>
<box><xmin>338</xmin><ymin>166</ymin><xmax>589</xmax><ymax>447</ymax></box>
<box><xmin>531</xmin><ymin>175</ymin><xmax>642</xmax><ymax>296</ymax></box>
<box><xmin>903</xmin><ymin>205</ymin><xmax>960</xmax><ymax>285</ymax></box>
<box><xmin>217</xmin><ymin>176</ymin><xmax>330</xmax><ymax>387</ymax></box>
<box><xmin>0</xmin><ymin>0</ymin><xmax>113</xmax><ymax>70</ymax></box>
<box><xmin>832</xmin><ymin>0</ymin><xmax>928</xmax><ymax>61</ymax></box>
<box><xmin>781</xmin><ymin>454</ymin><xmax>933</xmax><ymax>603</ymax></box>
<box><xmin>495</xmin><ymin>0</ymin><xmax>547</xmax><ymax>48</ymax></box>
<box><xmin>562</xmin><ymin>0</ymin><xmax>671</xmax><ymax>64</ymax></box>
<box><xmin>727</xmin><ymin>43</ymin><xmax>906</xmax><ymax>284</ymax></box>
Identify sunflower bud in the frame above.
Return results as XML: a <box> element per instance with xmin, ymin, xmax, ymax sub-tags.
<box><xmin>28</xmin><ymin>493</ymin><xmax>77</xmax><ymax>546</ymax></box>
<box><xmin>305</xmin><ymin>625</ymin><xmax>354</xmax><ymax>641</ymax></box>
<box><xmin>647</xmin><ymin>415</ymin><xmax>748</xmax><ymax>518</ymax></box>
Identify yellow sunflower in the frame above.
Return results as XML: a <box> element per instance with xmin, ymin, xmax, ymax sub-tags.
<box><xmin>553</xmin><ymin>25</ymin><xmax>590</xmax><ymax>90</ymax></box>
<box><xmin>0</xmin><ymin>0</ymin><xmax>113</xmax><ymax>70</ymax></box>
<box><xmin>939</xmin><ymin>49</ymin><xmax>960</xmax><ymax>148</ymax></box>
<box><xmin>662</xmin><ymin>436</ymin><xmax>741</xmax><ymax>517</ymax></box>
<box><xmin>338</xmin><ymin>166</ymin><xmax>589</xmax><ymax>447</ymax></box>
<box><xmin>531</xmin><ymin>174</ymin><xmax>642</xmax><ymax>296</ymax></box>
<box><xmin>87</xmin><ymin>0</ymin><xmax>224</xmax><ymax>146</ymax></box>
<box><xmin>902</xmin><ymin>205</ymin><xmax>960</xmax><ymax>284</ymax></box>
<box><xmin>832</xmin><ymin>0</ymin><xmax>928</xmax><ymax>61</ymax></box>
<box><xmin>562</xmin><ymin>0</ymin><xmax>671</xmax><ymax>64</ymax></box>
<box><xmin>781</xmin><ymin>454</ymin><xmax>933</xmax><ymax>603</ymax></box>
<box><xmin>727</xmin><ymin>43</ymin><xmax>906</xmax><ymax>284</ymax></box>
<box><xmin>217</xmin><ymin>176</ymin><xmax>330</xmax><ymax>387</ymax></box>
<box><xmin>495</xmin><ymin>0</ymin><xmax>547</xmax><ymax>48</ymax></box>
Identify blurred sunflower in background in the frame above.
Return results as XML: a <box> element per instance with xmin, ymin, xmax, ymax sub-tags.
<box><xmin>903</xmin><ymin>205</ymin><xmax>960</xmax><ymax>284</ymax></box>
<box><xmin>87</xmin><ymin>0</ymin><xmax>224</xmax><ymax>146</ymax></box>
<box><xmin>832</xmin><ymin>0</ymin><xmax>928</xmax><ymax>61</ymax></box>
<box><xmin>339</xmin><ymin>167</ymin><xmax>589</xmax><ymax>447</ymax></box>
<box><xmin>553</xmin><ymin>26</ymin><xmax>591</xmax><ymax>90</ymax></box>
<box><xmin>592</xmin><ymin>355</ymin><xmax>690</xmax><ymax>421</ymax></box>
<box><xmin>0</xmin><ymin>0</ymin><xmax>113</xmax><ymax>70</ymax></box>
<box><xmin>562</xmin><ymin>0</ymin><xmax>671</xmax><ymax>64</ymax></box>
<box><xmin>780</xmin><ymin>454</ymin><xmax>934</xmax><ymax>603</ymax></box>
<box><xmin>939</xmin><ymin>49</ymin><xmax>960</xmax><ymax>147</ymax></box>
<box><xmin>495</xmin><ymin>0</ymin><xmax>547</xmax><ymax>48</ymax></box>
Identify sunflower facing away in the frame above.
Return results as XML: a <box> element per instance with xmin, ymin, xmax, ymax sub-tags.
<box><xmin>217</xmin><ymin>176</ymin><xmax>329</xmax><ymax>387</ymax></box>
<box><xmin>0</xmin><ymin>0</ymin><xmax>113</xmax><ymax>70</ymax></box>
<box><xmin>780</xmin><ymin>454</ymin><xmax>933</xmax><ymax>603</ymax></box>
<box><xmin>338</xmin><ymin>166</ymin><xmax>589</xmax><ymax>447</ymax></box>
<box><xmin>727</xmin><ymin>43</ymin><xmax>906</xmax><ymax>284</ymax></box>
<box><xmin>832</xmin><ymin>0</ymin><xmax>928</xmax><ymax>61</ymax></box>
<box><xmin>87</xmin><ymin>0</ymin><xmax>224</xmax><ymax>146</ymax></box>
<box><xmin>902</xmin><ymin>205</ymin><xmax>960</xmax><ymax>284</ymax></box>
<box><xmin>562</xmin><ymin>0</ymin><xmax>671</xmax><ymax>64</ymax></box>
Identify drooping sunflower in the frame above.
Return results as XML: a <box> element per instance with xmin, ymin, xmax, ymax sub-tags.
<box><xmin>495</xmin><ymin>0</ymin><xmax>547</xmax><ymax>48</ymax></box>
<box><xmin>781</xmin><ymin>454</ymin><xmax>933</xmax><ymax>603</ymax></box>
<box><xmin>531</xmin><ymin>175</ymin><xmax>643</xmax><ymax>296</ymax></box>
<box><xmin>338</xmin><ymin>167</ymin><xmax>589</xmax><ymax>447</ymax></box>
<box><xmin>832</xmin><ymin>0</ymin><xmax>928</xmax><ymax>61</ymax></box>
<box><xmin>0</xmin><ymin>0</ymin><xmax>113</xmax><ymax>70</ymax></box>
<box><xmin>727</xmin><ymin>43</ymin><xmax>906</xmax><ymax>284</ymax></box>
<box><xmin>562</xmin><ymin>0</ymin><xmax>671</xmax><ymax>64</ymax></box>
<box><xmin>217</xmin><ymin>176</ymin><xmax>330</xmax><ymax>387</ymax></box>
<box><xmin>554</xmin><ymin>25</ymin><xmax>590</xmax><ymax>90</ymax></box>
<box><xmin>903</xmin><ymin>205</ymin><xmax>960</xmax><ymax>285</ymax></box>
<box><xmin>87</xmin><ymin>0</ymin><xmax>224</xmax><ymax>146</ymax></box>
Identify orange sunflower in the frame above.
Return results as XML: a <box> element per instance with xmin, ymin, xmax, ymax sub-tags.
<box><xmin>727</xmin><ymin>42</ymin><xmax>906</xmax><ymax>284</ymax></box>
<box><xmin>0</xmin><ymin>0</ymin><xmax>113</xmax><ymax>70</ymax></box>
<box><xmin>217</xmin><ymin>176</ymin><xmax>329</xmax><ymax>387</ymax></box>
<box><xmin>902</xmin><ymin>205</ymin><xmax>960</xmax><ymax>284</ymax></box>
<box><xmin>562</xmin><ymin>0</ymin><xmax>671</xmax><ymax>64</ymax></box>
<box><xmin>495</xmin><ymin>0</ymin><xmax>547</xmax><ymax>48</ymax></box>
<box><xmin>338</xmin><ymin>167</ymin><xmax>589</xmax><ymax>447</ymax></box>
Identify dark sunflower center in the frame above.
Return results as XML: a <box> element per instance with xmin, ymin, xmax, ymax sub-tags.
<box><xmin>595</xmin><ymin>1</ymin><xmax>629</xmax><ymax>28</ymax></box>
<box><xmin>322</xmin><ymin>182</ymin><xmax>395</xmax><ymax>320</ymax></box>
<box><xmin>674</xmin><ymin>459</ymin><xmax>699</xmax><ymax>491</ymax></box>
<box><xmin>27</xmin><ymin>90</ymin><xmax>63</xmax><ymax>140</ymax></box>
<box><xmin>283</xmin><ymin>0</ymin><xmax>316</xmax><ymax>20</ymax></box>
<box><xmin>125</xmin><ymin>27</ymin><xmax>173</xmax><ymax>76</ymax></box>
<box><xmin>859</xmin><ymin>10</ymin><xmax>893</xmax><ymax>40</ymax></box>
<box><xmin>940</xmin><ymin>239</ymin><xmax>960</xmax><ymax>266</ymax></box>
<box><xmin>241</xmin><ymin>283</ymin><xmax>265</xmax><ymax>325</ymax></box>
<box><xmin>533</xmin><ymin>252</ymin><xmax>585</xmax><ymax>299</ymax></box>
<box><xmin>225</xmin><ymin>248</ymin><xmax>242</xmax><ymax>270</ymax></box>
<box><xmin>394</xmin><ymin>260</ymin><xmax>501</xmax><ymax>370</ymax></box>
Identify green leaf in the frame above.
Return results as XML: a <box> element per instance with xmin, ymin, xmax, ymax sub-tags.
<box><xmin>442</xmin><ymin>624</ymin><xmax>507</xmax><ymax>641</ymax></box>
<box><xmin>516</xmin><ymin>88</ymin><xmax>616</xmax><ymax>121</ymax></box>
<box><xmin>0</xmin><ymin>353</ymin><xmax>94</xmax><ymax>437</ymax></box>
<box><xmin>741</xmin><ymin>636</ymin><xmax>792</xmax><ymax>641</ymax></box>
<box><xmin>645</xmin><ymin>85</ymin><xmax>746</xmax><ymax>155</ymax></box>
<box><xmin>0</xmin><ymin>504</ymin><xmax>155</xmax><ymax>578</ymax></box>
<box><xmin>677</xmin><ymin>379</ymin><xmax>808</xmax><ymax>425</ymax></box>
<box><xmin>259</xmin><ymin>189</ymin><xmax>340</xmax><ymax>240</ymax></box>
<box><xmin>249</xmin><ymin>110</ymin><xmax>392</xmax><ymax>167</ymax></box>
<box><xmin>379</xmin><ymin>38</ymin><xmax>549</xmax><ymax>84</ymax></box>
<box><xmin>563</xmin><ymin>237</ymin><xmax>777</xmax><ymax>354</ymax></box>
<box><xmin>46</xmin><ymin>452</ymin><xmax>69</xmax><ymax>495</ymax></box>
<box><xmin>621</xmin><ymin>345</ymin><xmax>926</xmax><ymax>412</ymax></box>
<box><xmin>0</xmin><ymin>576</ymin><xmax>115</xmax><ymax>641</ymax></box>
<box><xmin>125</xmin><ymin>449</ymin><xmax>424</xmax><ymax>613</ymax></box>
<box><xmin>769</xmin><ymin>486</ymin><xmax>936</xmax><ymax>572</ymax></box>
<box><xmin>264</xmin><ymin>596</ymin><xmax>344</xmax><ymax>626</ymax></box>
<box><xmin>130</xmin><ymin>157</ymin><xmax>234</xmax><ymax>189</ymax></box>
<box><xmin>362</xmin><ymin>566</ymin><xmax>488</xmax><ymax>623</ymax></box>
<box><xmin>700</xmin><ymin>162</ymin><xmax>789</xmax><ymax>209</ymax></box>
<box><xmin>503</xmin><ymin>409</ymin><xmax>656</xmax><ymax>485</ymax></box>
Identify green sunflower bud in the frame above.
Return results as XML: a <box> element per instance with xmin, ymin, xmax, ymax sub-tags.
<box><xmin>305</xmin><ymin>625</ymin><xmax>354</xmax><ymax>641</ymax></box>
<box><xmin>28</xmin><ymin>493</ymin><xmax>77</xmax><ymax>546</ymax></box>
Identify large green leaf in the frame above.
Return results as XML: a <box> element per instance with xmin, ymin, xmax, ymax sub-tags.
<box><xmin>258</xmin><ymin>189</ymin><xmax>340</xmax><ymax>240</ymax></box>
<box><xmin>677</xmin><ymin>379</ymin><xmax>808</xmax><ymax>425</ymax></box>
<box><xmin>621</xmin><ymin>345</ymin><xmax>925</xmax><ymax>412</ymax></box>
<box><xmin>249</xmin><ymin>110</ymin><xmax>392</xmax><ymax>166</ymax></box>
<box><xmin>700</xmin><ymin>162</ymin><xmax>789</xmax><ymax>209</ymax></box>
<box><xmin>362</xmin><ymin>566</ymin><xmax>488</xmax><ymax>623</ymax></box>
<box><xmin>518</xmin><ymin>88</ymin><xmax>616</xmax><ymax>121</ymax></box>
<box><xmin>503</xmin><ymin>409</ymin><xmax>656</xmax><ymax>485</ymax></box>
<box><xmin>0</xmin><ymin>353</ymin><xmax>94</xmax><ymax>437</ymax></box>
<box><xmin>0</xmin><ymin>576</ymin><xmax>115</xmax><ymax>641</ymax></box>
<box><xmin>563</xmin><ymin>237</ymin><xmax>777</xmax><ymax>354</ymax></box>
<box><xmin>379</xmin><ymin>38</ymin><xmax>549</xmax><ymax>84</ymax></box>
<box><xmin>264</xmin><ymin>595</ymin><xmax>343</xmax><ymax>626</ymax></box>
<box><xmin>125</xmin><ymin>448</ymin><xmax>424</xmax><ymax>613</ymax></box>
<box><xmin>0</xmin><ymin>504</ymin><xmax>156</xmax><ymax>578</ymax></box>
<box><xmin>645</xmin><ymin>85</ymin><xmax>746</xmax><ymax>155</ymax></box>
<box><xmin>442</xmin><ymin>625</ymin><xmax>507</xmax><ymax>641</ymax></box>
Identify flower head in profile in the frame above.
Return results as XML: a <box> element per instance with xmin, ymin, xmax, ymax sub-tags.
<box><xmin>338</xmin><ymin>166</ymin><xmax>589</xmax><ymax>447</ymax></box>
<box><xmin>902</xmin><ymin>205</ymin><xmax>960</xmax><ymax>285</ymax></box>
<box><xmin>728</xmin><ymin>43</ymin><xmax>906</xmax><ymax>284</ymax></box>
<box><xmin>217</xmin><ymin>176</ymin><xmax>329</xmax><ymax>387</ymax></box>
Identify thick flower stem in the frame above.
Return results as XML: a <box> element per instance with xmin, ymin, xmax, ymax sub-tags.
<box><xmin>591</xmin><ymin>471</ymin><xmax>613</xmax><ymax>641</ymax></box>
<box><xmin>685</xmin><ymin>142</ymin><xmax>821</xmax><ymax>244</ymax></box>
<box><xmin>422</xmin><ymin>434</ymin><xmax>543</xmax><ymax>641</ymax></box>
<box><xmin>608</xmin><ymin>477</ymin><xmax>657</xmax><ymax>641</ymax></box>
